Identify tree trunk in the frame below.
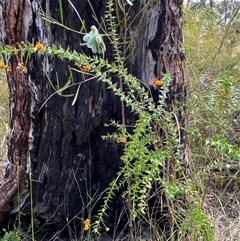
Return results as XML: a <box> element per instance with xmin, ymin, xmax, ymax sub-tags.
<box><xmin>0</xmin><ymin>0</ymin><xmax>187</xmax><ymax>239</ymax></box>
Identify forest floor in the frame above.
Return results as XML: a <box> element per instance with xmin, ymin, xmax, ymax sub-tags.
<box><xmin>206</xmin><ymin>170</ymin><xmax>240</xmax><ymax>240</ymax></box>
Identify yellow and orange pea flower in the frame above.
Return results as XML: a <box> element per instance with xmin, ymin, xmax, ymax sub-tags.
<box><xmin>35</xmin><ymin>42</ymin><xmax>44</xmax><ymax>50</ymax></box>
<box><xmin>153</xmin><ymin>78</ymin><xmax>163</xmax><ymax>86</ymax></box>
<box><xmin>0</xmin><ymin>61</ymin><xmax>5</xmax><ymax>69</ymax></box>
<box><xmin>0</xmin><ymin>62</ymin><xmax>12</xmax><ymax>73</ymax></box>
<box><xmin>83</xmin><ymin>218</ymin><xmax>91</xmax><ymax>231</ymax></box>
<box><xmin>81</xmin><ymin>65</ymin><xmax>91</xmax><ymax>72</ymax></box>
<box><xmin>119</xmin><ymin>136</ymin><xmax>127</xmax><ymax>143</ymax></box>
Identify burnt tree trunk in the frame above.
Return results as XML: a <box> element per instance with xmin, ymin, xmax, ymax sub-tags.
<box><xmin>0</xmin><ymin>0</ymin><xmax>187</xmax><ymax>239</ymax></box>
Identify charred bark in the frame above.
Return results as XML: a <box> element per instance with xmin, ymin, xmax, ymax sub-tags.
<box><xmin>128</xmin><ymin>0</ymin><xmax>187</xmax><ymax>164</ymax></box>
<box><xmin>0</xmin><ymin>0</ymin><xmax>187</xmax><ymax>239</ymax></box>
<box><xmin>0</xmin><ymin>0</ymin><xmax>32</xmax><ymax>220</ymax></box>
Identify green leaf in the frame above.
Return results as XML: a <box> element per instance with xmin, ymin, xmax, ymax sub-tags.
<box><xmin>87</xmin><ymin>36</ymin><xmax>96</xmax><ymax>48</ymax></box>
<box><xmin>83</xmin><ymin>25</ymin><xmax>106</xmax><ymax>55</ymax></box>
<box><xmin>72</xmin><ymin>83</ymin><xmax>81</xmax><ymax>106</ymax></box>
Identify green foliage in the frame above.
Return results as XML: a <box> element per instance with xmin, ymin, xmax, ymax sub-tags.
<box><xmin>181</xmin><ymin>204</ymin><xmax>214</xmax><ymax>241</ymax></box>
<box><xmin>184</xmin><ymin>5</ymin><xmax>240</xmax><ymax>241</ymax></box>
<box><xmin>0</xmin><ymin>230</ymin><xmax>20</xmax><ymax>241</ymax></box>
<box><xmin>184</xmin><ymin>6</ymin><xmax>240</xmax><ymax>80</ymax></box>
<box><xmin>184</xmin><ymin>5</ymin><xmax>240</xmax><ymax>167</ymax></box>
<box><xmin>99</xmin><ymin>78</ymin><xmax>182</xmax><ymax>219</ymax></box>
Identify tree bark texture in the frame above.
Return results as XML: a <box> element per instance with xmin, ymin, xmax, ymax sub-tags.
<box><xmin>0</xmin><ymin>0</ymin><xmax>187</xmax><ymax>238</ymax></box>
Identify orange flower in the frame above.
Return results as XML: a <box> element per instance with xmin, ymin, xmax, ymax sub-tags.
<box><xmin>0</xmin><ymin>61</ymin><xmax>5</xmax><ymax>69</ymax></box>
<box><xmin>119</xmin><ymin>136</ymin><xmax>127</xmax><ymax>143</ymax></box>
<box><xmin>35</xmin><ymin>42</ymin><xmax>44</xmax><ymax>50</ymax></box>
<box><xmin>153</xmin><ymin>78</ymin><xmax>163</xmax><ymax>86</ymax></box>
<box><xmin>6</xmin><ymin>66</ymin><xmax>12</xmax><ymax>73</ymax></box>
<box><xmin>83</xmin><ymin>219</ymin><xmax>91</xmax><ymax>231</ymax></box>
<box><xmin>81</xmin><ymin>65</ymin><xmax>91</xmax><ymax>72</ymax></box>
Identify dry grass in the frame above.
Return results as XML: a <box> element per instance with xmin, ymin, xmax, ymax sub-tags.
<box><xmin>206</xmin><ymin>170</ymin><xmax>240</xmax><ymax>241</ymax></box>
<box><xmin>0</xmin><ymin>75</ymin><xmax>9</xmax><ymax>179</ymax></box>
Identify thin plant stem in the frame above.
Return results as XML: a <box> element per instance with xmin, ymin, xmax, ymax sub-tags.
<box><xmin>29</xmin><ymin>154</ymin><xmax>35</xmax><ymax>241</ymax></box>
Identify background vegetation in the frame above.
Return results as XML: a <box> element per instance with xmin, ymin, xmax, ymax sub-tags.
<box><xmin>0</xmin><ymin>70</ymin><xmax>8</xmax><ymax>164</ymax></box>
<box><xmin>183</xmin><ymin>2</ymin><xmax>240</xmax><ymax>240</ymax></box>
